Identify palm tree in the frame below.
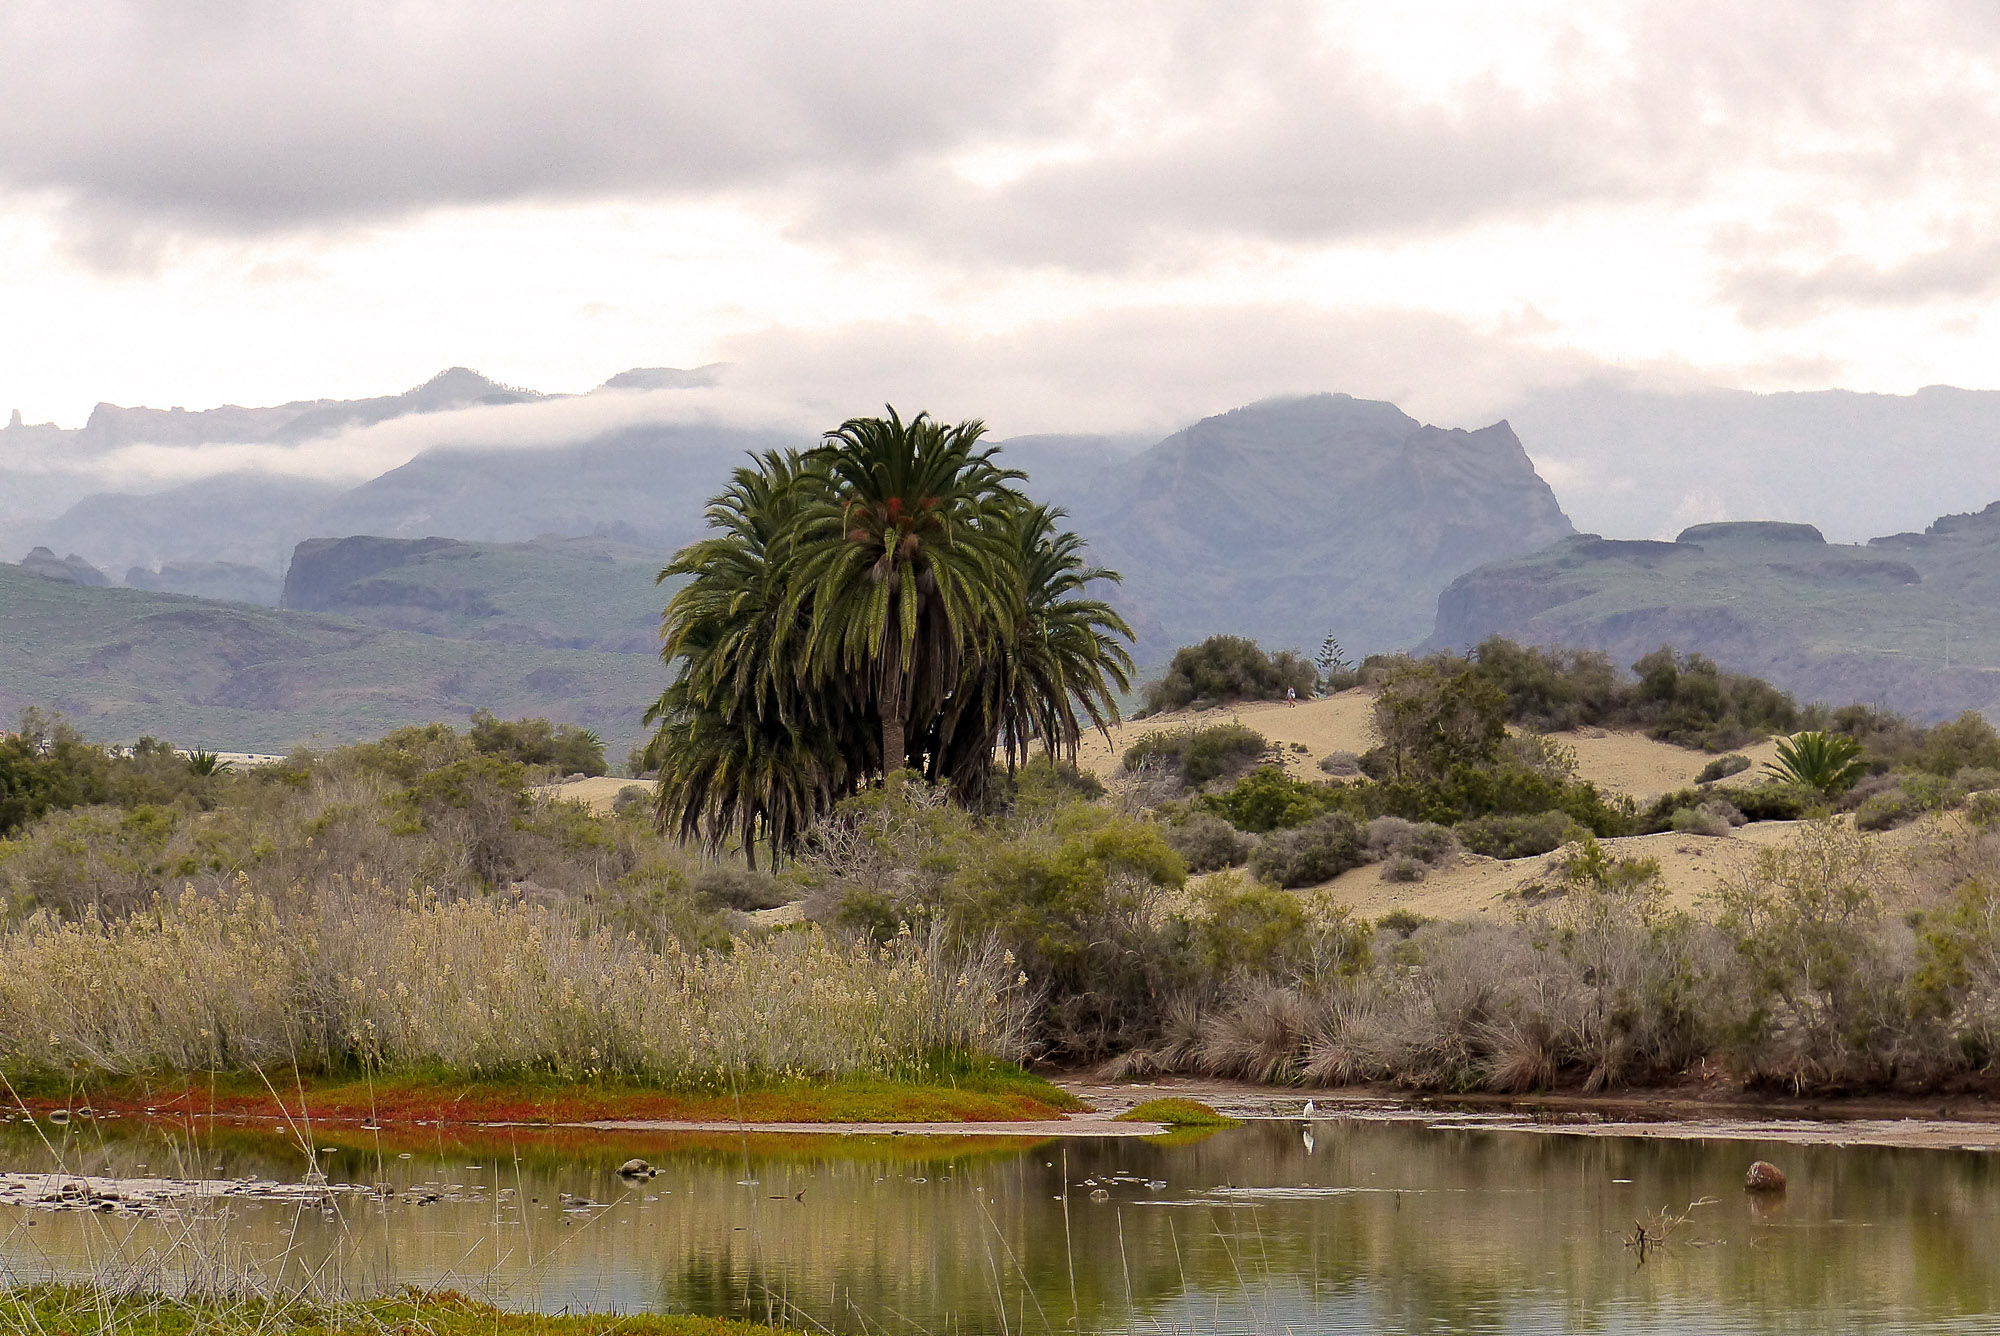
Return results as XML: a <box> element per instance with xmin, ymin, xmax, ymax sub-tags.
<box><xmin>968</xmin><ymin>502</ymin><xmax>1134</xmax><ymax>777</ymax></box>
<box><xmin>785</xmin><ymin>408</ymin><xmax>1024</xmax><ymax>774</ymax></box>
<box><xmin>1765</xmin><ymin>730</ymin><xmax>1868</xmax><ymax>795</ymax></box>
<box><xmin>646</xmin><ymin>451</ymin><xmax>867</xmax><ymax>865</ymax></box>
<box><xmin>647</xmin><ymin>413</ymin><xmax>1136</xmax><ymax>859</ymax></box>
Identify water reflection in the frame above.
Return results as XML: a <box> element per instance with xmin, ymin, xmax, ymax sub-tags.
<box><xmin>2</xmin><ymin>1113</ymin><xmax>1998</xmax><ymax>1334</ymax></box>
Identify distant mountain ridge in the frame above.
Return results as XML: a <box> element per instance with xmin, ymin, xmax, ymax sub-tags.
<box><xmin>1427</xmin><ymin>510</ymin><xmax>2000</xmax><ymax>721</ymax></box>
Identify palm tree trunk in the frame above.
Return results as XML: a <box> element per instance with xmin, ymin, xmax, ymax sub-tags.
<box><xmin>880</xmin><ymin>634</ymin><xmax>906</xmax><ymax>773</ymax></box>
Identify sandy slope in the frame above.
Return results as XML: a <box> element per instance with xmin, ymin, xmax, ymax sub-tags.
<box><xmin>1081</xmin><ymin>690</ymin><xmax>1783</xmax><ymax>799</ymax></box>
<box><xmin>547</xmin><ymin>775</ymin><xmax>655</xmax><ymax>812</ymax></box>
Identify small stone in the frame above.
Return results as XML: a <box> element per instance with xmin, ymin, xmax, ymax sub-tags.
<box><xmin>1744</xmin><ymin>1161</ymin><xmax>1786</xmax><ymax>1192</ymax></box>
<box><xmin>617</xmin><ymin>1159</ymin><xmax>654</xmax><ymax>1179</ymax></box>
<box><xmin>1088</xmin><ymin>1188</ymin><xmax>1110</xmax><ymax>1203</ymax></box>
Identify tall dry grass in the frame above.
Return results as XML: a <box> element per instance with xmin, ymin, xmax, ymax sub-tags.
<box><xmin>0</xmin><ymin>881</ymin><xmax>1029</xmax><ymax>1082</ymax></box>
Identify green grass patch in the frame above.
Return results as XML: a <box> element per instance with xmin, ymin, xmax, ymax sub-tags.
<box><xmin>1114</xmin><ymin>1097</ymin><xmax>1238</xmax><ymax>1127</ymax></box>
<box><xmin>0</xmin><ymin>1287</ymin><xmax>800</xmax><ymax>1336</ymax></box>
<box><xmin>5</xmin><ymin>1056</ymin><xmax>1082</xmax><ymax>1128</ymax></box>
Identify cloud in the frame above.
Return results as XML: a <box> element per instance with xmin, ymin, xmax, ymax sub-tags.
<box><xmin>1721</xmin><ymin>236</ymin><xmax>2000</xmax><ymax>326</ymax></box>
<box><xmin>0</xmin><ymin>0</ymin><xmax>1068</xmax><ymax>232</ymax></box>
<box><xmin>716</xmin><ymin>303</ymin><xmax>1610</xmax><ymax>435</ymax></box>
<box><xmin>76</xmin><ymin>378</ymin><xmax>824</xmax><ymax>486</ymax></box>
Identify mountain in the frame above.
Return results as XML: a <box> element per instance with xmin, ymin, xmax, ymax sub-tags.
<box><xmin>1426</xmin><ymin>511</ymin><xmax>2000</xmax><ymax>720</ymax></box>
<box><xmin>1503</xmin><ymin>380</ymin><xmax>2000</xmax><ymax>544</ymax></box>
<box><xmin>0</xmin><ymin>367</ymin><xmax>545</xmax><ymax>529</ymax></box>
<box><xmin>0</xmin><ymin>559</ymin><xmax>663</xmax><ymax>755</ymax></box>
<box><xmin>1073</xmin><ymin>395</ymin><xmax>1575</xmax><ymax>657</ymax></box>
<box><xmin>281</xmin><ymin>534</ymin><xmax>673</xmax><ymax>653</ymax></box>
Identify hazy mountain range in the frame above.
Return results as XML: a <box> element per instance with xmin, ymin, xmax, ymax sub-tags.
<box><xmin>10</xmin><ymin>364</ymin><xmax>2000</xmax><ymax>747</ymax></box>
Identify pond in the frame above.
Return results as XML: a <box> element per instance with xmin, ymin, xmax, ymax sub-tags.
<box><xmin>3</xmin><ymin>1111</ymin><xmax>1998</xmax><ymax>1334</ymax></box>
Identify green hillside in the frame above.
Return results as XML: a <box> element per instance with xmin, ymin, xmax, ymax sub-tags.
<box><xmin>1425</xmin><ymin>511</ymin><xmax>2000</xmax><ymax>720</ymax></box>
<box><xmin>0</xmin><ymin>562</ymin><xmax>665</xmax><ymax>755</ymax></box>
<box><xmin>280</xmin><ymin>534</ymin><xmax>674</xmax><ymax>652</ymax></box>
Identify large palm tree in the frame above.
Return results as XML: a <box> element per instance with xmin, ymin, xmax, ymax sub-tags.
<box><xmin>645</xmin><ymin>451</ymin><xmax>868</xmax><ymax>865</ymax></box>
<box><xmin>784</xmin><ymin>408</ymin><xmax>1024</xmax><ymax>774</ymax></box>
<box><xmin>648</xmin><ymin>413</ymin><xmax>1136</xmax><ymax>860</ymax></box>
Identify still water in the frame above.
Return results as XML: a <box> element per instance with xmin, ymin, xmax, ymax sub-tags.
<box><xmin>3</xmin><ymin>1112</ymin><xmax>1999</xmax><ymax>1333</ymax></box>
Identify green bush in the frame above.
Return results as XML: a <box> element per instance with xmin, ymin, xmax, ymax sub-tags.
<box><xmin>1380</xmin><ymin>855</ymin><xmax>1426</xmax><ymax>883</ymax></box>
<box><xmin>1471</xmin><ymin>639</ymin><xmax>1623</xmax><ymax>731</ymax></box>
<box><xmin>1854</xmin><ymin>789</ymin><xmax>1918</xmax><ymax>832</ymax></box>
<box><xmin>1696</xmin><ymin>754</ymin><xmax>1752</xmax><ymax>783</ymax></box>
<box><xmin>1249</xmin><ymin>813</ymin><xmax>1366</xmax><ymax>887</ymax></box>
<box><xmin>1200</xmin><ymin>767</ymin><xmax>1347</xmax><ymax>833</ymax></box>
<box><xmin>1122</xmin><ymin>723</ymin><xmax>1267</xmax><ymax>788</ymax></box>
<box><xmin>469</xmin><ymin>710</ymin><xmax>607</xmax><ymax>776</ymax></box>
<box><xmin>1455</xmin><ymin>811</ymin><xmax>1585</xmax><ymax>860</ymax></box>
<box><xmin>1670</xmin><ymin>805</ymin><xmax>1731</xmax><ymax>837</ymax></box>
<box><xmin>1142</xmin><ymin>636</ymin><xmax>1316</xmax><ymax>715</ymax></box>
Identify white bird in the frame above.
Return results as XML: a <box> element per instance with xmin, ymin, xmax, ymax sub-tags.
<box><xmin>1303</xmin><ymin>1099</ymin><xmax>1317</xmax><ymax>1118</ymax></box>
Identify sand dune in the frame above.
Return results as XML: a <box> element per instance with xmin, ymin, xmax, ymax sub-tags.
<box><xmin>1082</xmin><ymin>690</ymin><xmax>1783</xmax><ymax>800</ymax></box>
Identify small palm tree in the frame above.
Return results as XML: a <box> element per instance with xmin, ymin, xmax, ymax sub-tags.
<box><xmin>1765</xmin><ymin>730</ymin><xmax>1867</xmax><ymax>794</ymax></box>
<box><xmin>186</xmin><ymin>748</ymin><xmax>232</xmax><ymax>776</ymax></box>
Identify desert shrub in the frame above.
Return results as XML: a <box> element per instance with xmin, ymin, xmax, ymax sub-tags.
<box><xmin>469</xmin><ymin>710</ymin><xmax>607</xmax><ymax>776</ymax></box>
<box><xmin>1456</xmin><ymin>811</ymin><xmax>1585</xmax><ymax>860</ymax></box>
<box><xmin>1702</xmin><ymin>796</ymin><xmax>1746</xmax><ymax>826</ymax></box>
<box><xmin>1365</xmin><ymin>816</ymin><xmax>1457</xmax><ymax>865</ymax></box>
<box><xmin>1955</xmin><ymin>767</ymin><xmax>2000</xmax><ymax>794</ymax></box>
<box><xmin>1009</xmin><ymin>758</ymin><xmax>1108</xmax><ymax>808</ymax></box>
<box><xmin>612</xmin><ymin>784</ymin><xmax>652</xmax><ymax>816</ymax></box>
<box><xmin>1712</xmin><ymin>820</ymin><xmax>1927</xmax><ymax>1086</ymax></box>
<box><xmin>1381</xmin><ymin>855</ymin><xmax>1426</xmax><ymax>883</ymax></box>
<box><xmin>1472</xmin><ymin>639</ymin><xmax>1623</xmax><ymax>731</ymax></box>
<box><xmin>1318</xmin><ymin>751</ymin><xmax>1362</xmax><ymax>777</ymax></box>
<box><xmin>1717</xmin><ymin>782</ymin><xmax>1821</xmax><ymax>823</ymax></box>
<box><xmin>1670</xmin><ymin>806</ymin><xmax>1732</xmax><ymax>837</ymax></box>
<box><xmin>1377</xmin><ymin>909</ymin><xmax>1431</xmax><ymax>936</ymax></box>
<box><xmin>1369</xmin><ymin>762</ymin><xmax>1631</xmax><ymax>836</ymax></box>
<box><xmin>1182</xmin><ymin>724</ymin><xmax>1271</xmax><ymax>786</ymax></box>
<box><xmin>1631</xmin><ymin>648</ymin><xmax>1799</xmax><ymax>750</ymax></box>
<box><xmin>1370</xmin><ymin>660</ymin><xmax>1509</xmax><ymax>782</ymax></box>
<box><xmin>1142</xmin><ymin>636</ymin><xmax>1316</xmax><ymax>715</ymax></box>
<box><xmin>1201</xmin><ymin>767</ymin><xmax>1350</xmax><ymax>833</ymax></box>
<box><xmin>1854</xmin><ymin>789</ymin><xmax>1917</xmax><ymax>832</ymax></box>
<box><xmin>1917</xmin><ymin>712</ymin><xmax>2000</xmax><ymax>777</ymax></box>
<box><xmin>1165</xmin><ymin>813</ymin><xmax>1253</xmax><ymax>872</ymax></box>
<box><xmin>1249</xmin><ymin>813</ymin><xmax>1366</xmax><ymax>888</ymax></box>
<box><xmin>1697</xmin><ymin>754</ymin><xmax>1752</xmax><ymax>784</ymax></box>
<box><xmin>691</xmin><ymin>865</ymin><xmax>794</xmax><ymax>911</ymax></box>
<box><xmin>1122</xmin><ymin>723</ymin><xmax>1267</xmax><ymax>788</ymax></box>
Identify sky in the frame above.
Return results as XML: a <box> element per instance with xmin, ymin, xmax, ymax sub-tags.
<box><xmin>5</xmin><ymin>0</ymin><xmax>2000</xmax><ymax>437</ymax></box>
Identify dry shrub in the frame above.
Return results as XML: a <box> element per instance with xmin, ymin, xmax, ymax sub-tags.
<box><xmin>0</xmin><ymin>883</ymin><xmax>1028</xmax><ymax>1082</ymax></box>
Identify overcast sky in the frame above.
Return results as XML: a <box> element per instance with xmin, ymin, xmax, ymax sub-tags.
<box><xmin>5</xmin><ymin>0</ymin><xmax>2000</xmax><ymax>435</ymax></box>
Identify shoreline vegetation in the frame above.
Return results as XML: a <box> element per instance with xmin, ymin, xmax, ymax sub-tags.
<box><xmin>0</xmin><ymin>1289</ymin><xmax>805</xmax><ymax>1336</ymax></box>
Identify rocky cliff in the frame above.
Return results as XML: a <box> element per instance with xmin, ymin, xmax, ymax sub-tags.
<box><xmin>1076</xmin><ymin>394</ymin><xmax>1575</xmax><ymax>658</ymax></box>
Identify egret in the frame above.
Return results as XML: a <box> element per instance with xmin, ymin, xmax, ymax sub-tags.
<box><xmin>1303</xmin><ymin>1099</ymin><xmax>1317</xmax><ymax>1118</ymax></box>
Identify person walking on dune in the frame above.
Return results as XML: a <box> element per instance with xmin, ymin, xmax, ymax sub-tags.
<box><xmin>1287</xmin><ymin>686</ymin><xmax>1297</xmax><ymax>707</ymax></box>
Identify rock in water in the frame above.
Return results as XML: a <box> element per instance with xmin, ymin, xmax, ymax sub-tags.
<box><xmin>1744</xmin><ymin>1161</ymin><xmax>1786</xmax><ymax>1192</ymax></box>
<box><xmin>617</xmin><ymin>1159</ymin><xmax>654</xmax><ymax>1179</ymax></box>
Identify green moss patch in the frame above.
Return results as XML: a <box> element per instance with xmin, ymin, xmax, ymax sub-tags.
<box><xmin>1114</xmin><ymin>1097</ymin><xmax>1239</xmax><ymax>1127</ymax></box>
